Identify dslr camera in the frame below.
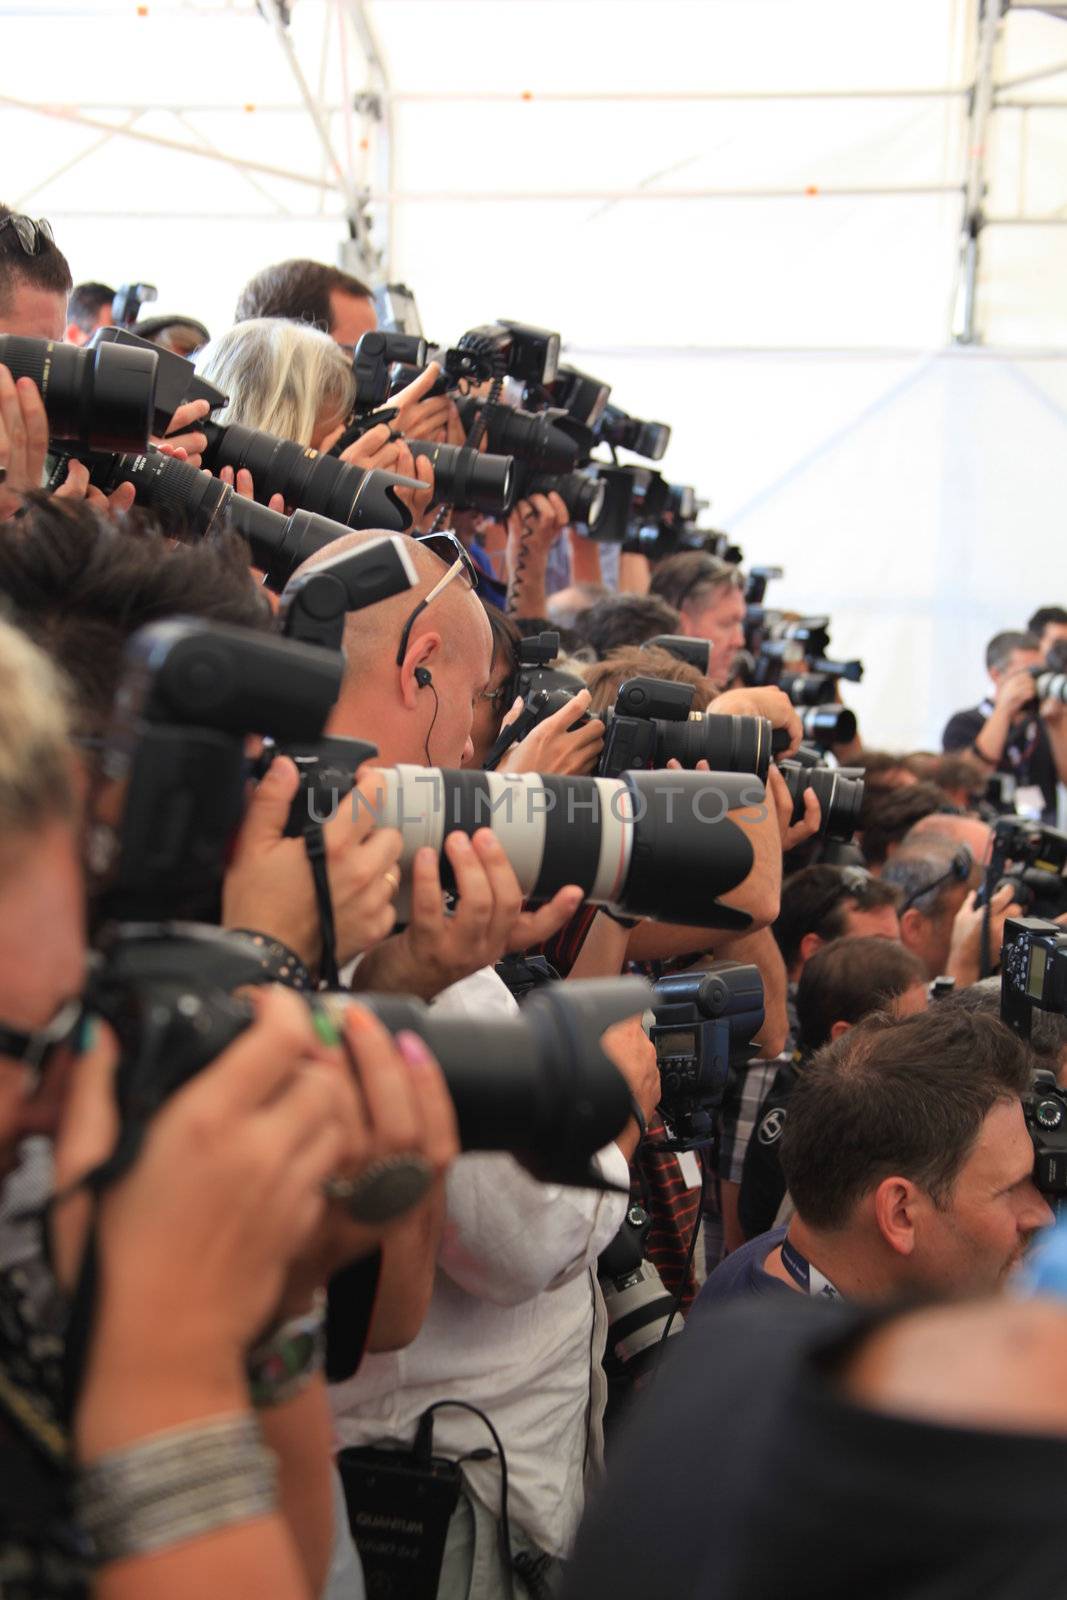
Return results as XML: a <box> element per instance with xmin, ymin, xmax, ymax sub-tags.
<box><xmin>648</xmin><ymin>963</ymin><xmax>766</xmax><ymax>1150</ymax></box>
<box><xmin>1001</xmin><ymin>915</ymin><xmax>1067</xmax><ymax>1199</ymax></box>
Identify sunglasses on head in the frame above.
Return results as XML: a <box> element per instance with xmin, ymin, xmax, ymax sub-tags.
<box><xmin>0</xmin><ymin>213</ymin><xmax>55</xmax><ymax>257</ymax></box>
<box><xmin>395</xmin><ymin>533</ymin><xmax>479</xmax><ymax>669</ymax></box>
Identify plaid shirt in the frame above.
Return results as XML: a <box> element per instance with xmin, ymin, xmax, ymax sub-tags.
<box><xmin>631</xmin><ymin>1114</ymin><xmax>703</xmax><ymax>1314</ymax></box>
<box><xmin>716</xmin><ymin>985</ymin><xmax>798</xmax><ymax>1186</ymax></box>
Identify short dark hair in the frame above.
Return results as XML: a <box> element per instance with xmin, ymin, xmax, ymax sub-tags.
<box><xmin>795</xmin><ymin>935</ymin><xmax>927</xmax><ymax>1055</ymax></box>
<box><xmin>944</xmin><ymin>977</ymin><xmax>1067</xmax><ymax>1082</ymax></box>
<box><xmin>648</xmin><ymin>552</ymin><xmax>743</xmax><ymax>613</ymax></box>
<box><xmin>860</xmin><ymin>781</ymin><xmax>956</xmax><ymax>868</ymax></box>
<box><xmin>482</xmin><ymin>600</ymin><xmax>521</xmax><ymax>679</ymax></box>
<box><xmin>67</xmin><ymin>281</ymin><xmax>115</xmax><ymax>333</ymax></box>
<box><xmin>774</xmin><ymin>864</ymin><xmax>900</xmax><ymax>970</ymax></box>
<box><xmin>780</xmin><ymin>1007</ymin><xmax>1032</xmax><ymax>1230</ymax></box>
<box><xmin>234</xmin><ymin>259</ymin><xmax>372</xmax><ymax>332</ymax></box>
<box><xmin>0</xmin><ymin>495</ymin><xmax>271</xmax><ymax>739</ymax></box>
<box><xmin>986</xmin><ymin>629</ymin><xmax>1040</xmax><ymax>673</ymax></box>
<box><xmin>574</xmin><ymin>593</ymin><xmax>682</xmax><ymax>659</ymax></box>
<box><xmin>0</xmin><ymin>205</ymin><xmax>73</xmax><ymax>314</ymax></box>
<box><xmin>1028</xmin><ymin>606</ymin><xmax>1067</xmax><ymax>636</ymax></box>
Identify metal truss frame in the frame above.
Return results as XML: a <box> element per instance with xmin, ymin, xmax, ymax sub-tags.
<box><xmin>6</xmin><ymin>0</ymin><xmax>1067</xmax><ymax>340</ymax></box>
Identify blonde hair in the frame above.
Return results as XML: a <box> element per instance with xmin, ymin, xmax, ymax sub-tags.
<box><xmin>0</xmin><ymin>617</ymin><xmax>74</xmax><ymax>836</ymax></box>
<box><xmin>195</xmin><ymin>317</ymin><xmax>356</xmax><ymax>447</ymax></box>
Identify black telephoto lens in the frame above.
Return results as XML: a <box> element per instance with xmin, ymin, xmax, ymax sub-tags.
<box><xmin>407</xmin><ymin>439</ymin><xmax>514</xmax><ymax>514</ymax></box>
<box><xmin>656</xmin><ymin>713</ymin><xmax>775</xmax><ymax>783</ymax></box>
<box><xmin>200</xmin><ymin>420</ymin><xmax>414</xmax><ymax>533</ymax></box>
<box><xmin>521</xmin><ymin>470</ymin><xmax>607</xmax><ymax>531</ymax></box>
<box><xmin>778</xmin><ymin>760</ymin><xmax>864</xmax><ymax>843</ymax></box>
<box><xmin>799</xmin><ymin>705</ymin><xmax>857</xmax><ymax>746</ymax></box>
<box><xmin>455</xmin><ymin>398</ymin><xmax>581</xmax><ymax>472</ymax></box>
<box><xmin>90</xmin><ymin>449</ymin><xmax>230</xmax><ymax>532</ymax></box>
<box><xmin>0</xmin><ymin>335</ymin><xmax>158</xmax><ymax>454</ymax></box>
<box><xmin>778</xmin><ymin>670</ymin><xmax>837</xmax><ymax>707</ymax></box>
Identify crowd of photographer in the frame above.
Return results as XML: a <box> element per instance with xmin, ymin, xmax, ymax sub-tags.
<box><xmin>3</xmin><ymin>200</ymin><xmax>1067</xmax><ymax>1599</ymax></box>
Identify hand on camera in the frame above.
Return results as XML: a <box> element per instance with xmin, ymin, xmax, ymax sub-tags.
<box><xmin>55</xmin><ymin>987</ymin><xmax>355</xmax><ymax>1373</ymax></box>
<box><xmin>353</xmin><ymin>829</ymin><xmax>584</xmax><ymax>1000</ymax></box>
<box><xmin>332</xmin><ymin>428</ymin><xmax>434</xmax><ymax>523</ymax></box>
<box><xmin>506</xmin><ymin>491</ymin><xmax>569</xmax><ymax>565</ymax></box>
<box><xmin>387</xmin><ymin>362</ymin><xmax>459</xmax><ymax>444</ymax></box>
<box><xmin>497</xmin><ymin>687</ymin><xmax>605</xmax><ymax>776</ymax></box>
<box><xmin>217</xmin><ymin>463</ymin><xmax>285</xmax><ymax>513</ymax></box>
<box><xmin>995</xmin><ymin>669</ymin><xmax>1039</xmax><ymax>721</ymax></box>
<box><xmin>0</xmin><ymin>365</ymin><xmax>48</xmax><ymax>520</ymax></box>
<box><xmin>157</xmin><ymin>396</ymin><xmax>211</xmax><ymax>467</ymax></box>
<box><xmin>708</xmin><ymin>684</ymin><xmax>804</xmax><ymax>757</ymax></box>
<box><xmin>600</xmin><ymin>1014</ymin><xmax>660</xmax><ymax>1151</ymax></box>
<box><xmin>767</xmin><ymin>763</ymin><xmax>821</xmax><ymax>850</ymax></box>
<box><xmin>275</xmin><ymin>1002</ymin><xmax>459</xmax><ymax>1318</ymax></box>
<box><xmin>946</xmin><ymin>882</ymin><xmax>1022</xmax><ymax>986</ymax></box>
<box><xmin>222</xmin><ymin>758</ymin><xmax>404</xmax><ymax>972</ymax></box>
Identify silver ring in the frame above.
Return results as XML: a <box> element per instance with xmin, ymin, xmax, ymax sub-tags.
<box><xmin>324</xmin><ymin>1154</ymin><xmax>433</xmax><ymax>1224</ymax></box>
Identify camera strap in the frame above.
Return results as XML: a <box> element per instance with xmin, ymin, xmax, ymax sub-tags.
<box><xmin>779</xmin><ymin>1237</ymin><xmax>841</xmax><ymax>1302</ymax></box>
<box><xmin>302</xmin><ymin>822</ymin><xmax>340</xmax><ymax>988</ymax></box>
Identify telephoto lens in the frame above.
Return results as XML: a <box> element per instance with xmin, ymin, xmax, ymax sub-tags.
<box><xmin>0</xmin><ymin>334</ymin><xmax>158</xmax><ymax>454</ymax></box>
<box><xmin>519</xmin><ymin>469</ymin><xmax>607</xmax><ymax>532</ymax></box>
<box><xmin>1035</xmin><ymin>668</ymin><xmax>1067</xmax><ymax>705</ymax></box>
<box><xmin>798</xmin><ymin>705</ymin><xmax>857</xmax><ymax>747</ymax></box>
<box><xmin>407</xmin><ymin>438</ymin><xmax>515</xmax><ymax>514</ymax></box>
<box><xmin>89</xmin><ymin>449</ymin><xmax>374</xmax><ymax>591</ymax></box>
<box><xmin>89</xmin><ymin>922</ymin><xmax>647</xmax><ymax>1190</ymax></box>
<box><xmin>371</xmin><ymin>765</ymin><xmax>764</xmax><ymax>928</ymax></box>
<box><xmin>455</xmin><ymin>398</ymin><xmax>582</xmax><ymax>472</ymax></box>
<box><xmin>778</xmin><ymin>760</ymin><xmax>864</xmax><ymax>843</ymax></box>
<box><xmin>200</xmin><ymin>420</ymin><xmax>416</xmax><ymax>534</ymax></box>
<box><xmin>598</xmin><ymin>677</ymin><xmax>780</xmax><ymax>782</ymax></box>
<box><xmin>777</xmin><ymin>670</ymin><xmax>837</xmax><ymax>707</ymax></box>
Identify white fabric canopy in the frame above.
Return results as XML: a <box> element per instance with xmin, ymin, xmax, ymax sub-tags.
<box><xmin>3</xmin><ymin>0</ymin><xmax>1067</xmax><ymax>747</ymax></box>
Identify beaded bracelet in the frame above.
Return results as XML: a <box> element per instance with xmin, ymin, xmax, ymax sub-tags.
<box><xmin>76</xmin><ymin>1413</ymin><xmax>277</xmax><ymax>1564</ymax></box>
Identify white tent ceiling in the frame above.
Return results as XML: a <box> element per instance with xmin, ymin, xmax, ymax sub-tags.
<box><xmin>3</xmin><ymin>0</ymin><xmax>1067</xmax><ymax>749</ymax></box>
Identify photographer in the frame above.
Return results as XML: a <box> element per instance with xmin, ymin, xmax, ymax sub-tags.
<box><xmin>883</xmin><ymin>830</ymin><xmax>1020</xmax><ymax>987</ymax></box>
<box><xmin>1028</xmin><ymin>604</ymin><xmax>1067</xmax><ymax>659</ymax></box>
<box><xmin>281</xmin><ymin>530</ymin><xmax>658</xmax><ymax>1594</ymax></box>
<box><xmin>573</xmin><ymin>592</ymin><xmax>682</xmax><ymax>659</ymax></box>
<box><xmin>697</xmin><ymin>1007</ymin><xmax>1051</xmax><ymax>1309</ymax></box>
<box><xmin>0</xmin><ymin>498</ymin><xmax>410</xmax><ymax>992</ymax></box>
<box><xmin>737</xmin><ymin>935</ymin><xmax>929</xmax><ymax>1241</ymax></box>
<box><xmin>65</xmin><ymin>281</ymin><xmax>115</xmax><ymax>346</ymax></box>
<box><xmin>0</xmin><ymin>613</ymin><xmax>459</xmax><ymax>1598</ymax></box>
<box><xmin>648</xmin><ymin>552</ymin><xmax>747</xmax><ymax>686</ymax></box>
<box><xmin>195</xmin><ymin>317</ymin><xmax>434</xmax><ymax>503</ymax></box>
<box><xmin>235</xmin><ymin>257</ymin><xmax>378</xmax><ymax>352</ymax></box>
<box><xmin>943</xmin><ymin>629</ymin><xmax>1067</xmax><ymax>824</ymax></box>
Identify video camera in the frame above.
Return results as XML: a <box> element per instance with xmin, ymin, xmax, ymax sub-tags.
<box><xmin>648</xmin><ymin>963</ymin><xmax>765</xmax><ymax>1149</ymax></box>
<box><xmin>1000</xmin><ymin>916</ymin><xmax>1067</xmax><ymax>1200</ymax></box>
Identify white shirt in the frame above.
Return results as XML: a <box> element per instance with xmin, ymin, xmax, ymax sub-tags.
<box><xmin>330</xmin><ymin>967</ymin><xmax>630</xmax><ymax>1557</ymax></box>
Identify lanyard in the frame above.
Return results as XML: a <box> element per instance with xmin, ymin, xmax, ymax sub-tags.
<box><xmin>780</xmin><ymin>1238</ymin><xmax>841</xmax><ymax>1301</ymax></box>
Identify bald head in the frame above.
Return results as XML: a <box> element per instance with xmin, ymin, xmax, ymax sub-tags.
<box><xmin>296</xmin><ymin>530</ymin><xmax>492</xmax><ymax>767</ymax></box>
<box><xmin>909</xmin><ymin>810</ymin><xmax>991</xmax><ymax>866</ymax></box>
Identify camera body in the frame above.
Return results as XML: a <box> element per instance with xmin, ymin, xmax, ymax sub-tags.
<box><xmin>649</xmin><ymin>963</ymin><xmax>765</xmax><ymax>1150</ymax></box>
<box><xmin>979</xmin><ymin>817</ymin><xmax>1067</xmax><ymax>919</ymax></box>
<box><xmin>1000</xmin><ymin>916</ymin><xmax>1067</xmax><ymax>1197</ymax></box>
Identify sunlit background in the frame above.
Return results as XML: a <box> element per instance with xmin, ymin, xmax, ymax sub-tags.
<box><xmin>4</xmin><ymin>0</ymin><xmax>1067</xmax><ymax>746</ymax></box>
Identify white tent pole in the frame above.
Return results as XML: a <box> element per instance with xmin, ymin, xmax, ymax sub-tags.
<box><xmin>951</xmin><ymin>0</ymin><xmax>1006</xmax><ymax>345</ymax></box>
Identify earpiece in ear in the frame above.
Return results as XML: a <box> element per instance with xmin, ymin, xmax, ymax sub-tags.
<box><xmin>415</xmin><ymin>666</ymin><xmax>433</xmax><ymax>688</ymax></box>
